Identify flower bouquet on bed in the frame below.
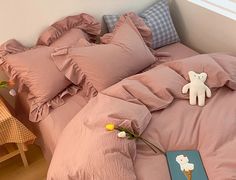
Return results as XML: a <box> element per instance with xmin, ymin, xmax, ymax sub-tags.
<box><xmin>105</xmin><ymin>123</ymin><xmax>165</xmax><ymax>154</ymax></box>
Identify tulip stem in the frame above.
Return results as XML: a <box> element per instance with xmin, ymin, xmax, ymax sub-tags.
<box><xmin>138</xmin><ymin>136</ymin><xmax>165</xmax><ymax>154</ymax></box>
<box><xmin>116</xmin><ymin>126</ymin><xmax>165</xmax><ymax>154</ymax></box>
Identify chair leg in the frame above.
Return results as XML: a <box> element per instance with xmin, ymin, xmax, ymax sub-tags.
<box><xmin>22</xmin><ymin>143</ymin><xmax>28</xmax><ymax>151</ymax></box>
<box><xmin>16</xmin><ymin>143</ymin><xmax>28</xmax><ymax>167</ymax></box>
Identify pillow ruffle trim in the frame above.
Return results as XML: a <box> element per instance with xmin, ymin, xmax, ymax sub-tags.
<box><xmin>0</xmin><ymin>39</ymin><xmax>27</xmax><ymax>59</ymax></box>
<box><xmin>37</xmin><ymin>13</ymin><xmax>101</xmax><ymax>46</ymax></box>
<box><xmin>51</xmin><ymin>47</ymin><xmax>98</xmax><ymax>98</ymax></box>
<box><xmin>29</xmin><ymin>85</ymin><xmax>80</xmax><ymax>122</ymax></box>
<box><xmin>0</xmin><ymin>39</ymin><xmax>28</xmax><ymax>91</ymax></box>
<box><xmin>0</xmin><ymin>42</ymin><xmax>81</xmax><ymax>122</ymax></box>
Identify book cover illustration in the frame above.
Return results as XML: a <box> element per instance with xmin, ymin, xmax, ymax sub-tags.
<box><xmin>166</xmin><ymin>150</ymin><xmax>208</xmax><ymax>180</ymax></box>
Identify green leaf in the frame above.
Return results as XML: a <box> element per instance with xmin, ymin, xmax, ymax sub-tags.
<box><xmin>0</xmin><ymin>81</ymin><xmax>8</xmax><ymax>88</ymax></box>
<box><xmin>127</xmin><ymin>136</ymin><xmax>135</xmax><ymax>140</ymax></box>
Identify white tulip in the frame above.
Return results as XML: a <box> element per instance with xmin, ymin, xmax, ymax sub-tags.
<box><xmin>9</xmin><ymin>89</ymin><xmax>16</xmax><ymax>96</ymax></box>
<box><xmin>117</xmin><ymin>131</ymin><xmax>126</xmax><ymax>138</ymax></box>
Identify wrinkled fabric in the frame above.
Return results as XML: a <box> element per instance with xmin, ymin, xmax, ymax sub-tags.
<box><xmin>48</xmin><ymin>54</ymin><xmax>236</xmax><ymax>180</ymax></box>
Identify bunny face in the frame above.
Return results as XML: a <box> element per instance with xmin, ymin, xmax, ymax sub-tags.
<box><xmin>176</xmin><ymin>155</ymin><xmax>189</xmax><ymax>165</ymax></box>
<box><xmin>188</xmin><ymin>71</ymin><xmax>207</xmax><ymax>83</ymax></box>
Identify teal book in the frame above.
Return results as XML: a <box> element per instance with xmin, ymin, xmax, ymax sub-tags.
<box><xmin>166</xmin><ymin>150</ymin><xmax>208</xmax><ymax>180</ymax></box>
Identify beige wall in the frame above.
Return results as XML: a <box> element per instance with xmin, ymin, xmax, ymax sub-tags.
<box><xmin>1</xmin><ymin>0</ymin><xmax>235</xmax><ymax>53</ymax></box>
<box><xmin>0</xmin><ymin>0</ymin><xmax>156</xmax><ymax>47</ymax></box>
<box><xmin>1</xmin><ymin>0</ymin><xmax>234</xmax><ymax>51</ymax></box>
<box><xmin>170</xmin><ymin>0</ymin><xmax>236</xmax><ymax>53</ymax></box>
<box><xmin>1</xmin><ymin>0</ymin><xmax>235</xmax><ymax>106</ymax></box>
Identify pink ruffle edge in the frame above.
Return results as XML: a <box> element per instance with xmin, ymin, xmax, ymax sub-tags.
<box><xmin>51</xmin><ymin>46</ymin><xmax>98</xmax><ymax>98</ymax></box>
<box><xmin>29</xmin><ymin>85</ymin><xmax>80</xmax><ymax>122</ymax></box>
<box><xmin>0</xmin><ymin>39</ymin><xmax>28</xmax><ymax>91</ymax></box>
<box><xmin>0</xmin><ymin>40</ymin><xmax>80</xmax><ymax>122</ymax></box>
<box><xmin>101</xmin><ymin>12</ymin><xmax>152</xmax><ymax>47</ymax></box>
<box><xmin>0</xmin><ymin>39</ymin><xmax>27</xmax><ymax>59</ymax></box>
<box><xmin>37</xmin><ymin>13</ymin><xmax>101</xmax><ymax>46</ymax></box>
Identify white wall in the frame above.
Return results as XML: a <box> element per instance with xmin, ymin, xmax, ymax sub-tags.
<box><xmin>0</xmin><ymin>0</ymin><xmax>156</xmax><ymax>47</ymax></box>
<box><xmin>170</xmin><ymin>0</ymin><xmax>236</xmax><ymax>53</ymax></box>
<box><xmin>1</xmin><ymin>0</ymin><xmax>235</xmax><ymax>53</ymax></box>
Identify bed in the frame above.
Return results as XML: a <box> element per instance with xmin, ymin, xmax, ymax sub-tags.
<box><xmin>1</xmin><ymin>1</ymin><xmax>236</xmax><ymax>180</ymax></box>
<box><xmin>15</xmin><ymin>42</ymin><xmax>199</xmax><ymax>161</ymax></box>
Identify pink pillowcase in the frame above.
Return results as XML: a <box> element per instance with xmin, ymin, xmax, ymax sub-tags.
<box><xmin>0</xmin><ymin>45</ymin><xmax>78</xmax><ymax>122</ymax></box>
<box><xmin>51</xmin><ymin>16</ymin><xmax>156</xmax><ymax>97</ymax></box>
<box><xmin>0</xmin><ymin>39</ymin><xmax>27</xmax><ymax>58</ymax></box>
<box><xmin>50</xmin><ymin>28</ymin><xmax>89</xmax><ymax>48</ymax></box>
<box><xmin>37</xmin><ymin>13</ymin><xmax>101</xmax><ymax>46</ymax></box>
<box><xmin>0</xmin><ymin>13</ymin><xmax>101</xmax><ymax>122</ymax></box>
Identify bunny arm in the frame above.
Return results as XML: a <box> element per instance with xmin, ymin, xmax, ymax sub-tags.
<box><xmin>182</xmin><ymin>83</ymin><xmax>190</xmax><ymax>94</ymax></box>
<box><xmin>205</xmin><ymin>86</ymin><xmax>212</xmax><ymax>98</ymax></box>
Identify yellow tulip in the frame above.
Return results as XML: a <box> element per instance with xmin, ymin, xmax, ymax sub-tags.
<box><xmin>105</xmin><ymin>123</ymin><xmax>115</xmax><ymax>131</ymax></box>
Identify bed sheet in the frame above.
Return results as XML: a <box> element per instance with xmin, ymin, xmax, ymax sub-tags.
<box><xmin>36</xmin><ymin>91</ymin><xmax>89</xmax><ymax>160</ymax></box>
<box><xmin>153</xmin><ymin>42</ymin><xmax>199</xmax><ymax>65</ymax></box>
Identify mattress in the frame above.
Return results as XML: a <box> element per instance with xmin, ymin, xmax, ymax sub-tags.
<box><xmin>16</xmin><ymin>42</ymin><xmax>198</xmax><ymax>161</ymax></box>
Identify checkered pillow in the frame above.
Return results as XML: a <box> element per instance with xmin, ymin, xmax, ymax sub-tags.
<box><xmin>103</xmin><ymin>0</ymin><xmax>180</xmax><ymax>49</ymax></box>
<box><xmin>103</xmin><ymin>15</ymin><xmax>119</xmax><ymax>32</ymax></box>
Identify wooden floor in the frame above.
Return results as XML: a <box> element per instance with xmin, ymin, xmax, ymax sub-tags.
<box><xmin>0</xmin><ymin>144</ymin><xmax>48</xmax><ymax>180</ymax></box>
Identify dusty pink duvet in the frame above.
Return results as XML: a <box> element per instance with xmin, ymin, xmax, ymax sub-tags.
<box><xmin>47</xmin><ymin>54</ymin><xmax>236</xmax><ymax>180</ymax></box>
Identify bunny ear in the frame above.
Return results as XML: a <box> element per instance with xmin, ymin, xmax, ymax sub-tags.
<box><xmin>201</xmin><ymin>72</ymin><xmax>207</xmax><ymax>77</ymax></box>
<box><xmin>188</xmin><ymin>71</ymin><xmax>195</xmax><ymax>76</ymax></box>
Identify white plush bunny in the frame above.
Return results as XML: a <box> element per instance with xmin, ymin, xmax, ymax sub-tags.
<box><xmin>182</xmin><ymin>71</ymin><xmax>211</xmax><ymax>106</ymax></box>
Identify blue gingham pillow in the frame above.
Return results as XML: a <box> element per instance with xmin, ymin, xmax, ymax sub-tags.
<box><xmin>103</xmin><ymin>15</ymin><xmax>119</xmax><ymax>32</ymax></box>
<box><xmin>103</xmin><ymin>0</ymin><xmax>180</xmax><ymax>49</ymax></box>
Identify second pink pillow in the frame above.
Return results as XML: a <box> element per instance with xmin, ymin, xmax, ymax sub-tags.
<box><xmin>51</xmin><ymin>16</ymin><xmax>156</xmax><ymax>97</ymax></box>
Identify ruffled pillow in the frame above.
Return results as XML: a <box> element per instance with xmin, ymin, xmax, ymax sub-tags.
<box><xmin>0</xmin><ymin>44</ymin><xmax>79</xmax><ymax>122</ymax></box>
<box><xmin>51</xmin><ymin>16</ymin><xmax>156</xmax><ymax>97</ymax></box>
<box><xmin>50</xmin><ymin>28</ymin><xmax>89</xmax><ymax>48</ymax></box>
<box><xmin>0</xmin><ymin>13</ymin><xmax>101</xmax><ymax>122</ymax></box>
<box><xmin>37</xmin><ymin>13</ymin><xmax>101</xmax><ymax>46</ymax></box>
<box><xmin>101</xmin><ymin>12</ymin><xmax>152</xmax><ymax>47</ymax></box>
<box><xmin>0</xmin><ymin>39</ymin><xmax>27</xmax><ymax>58</ymax></box>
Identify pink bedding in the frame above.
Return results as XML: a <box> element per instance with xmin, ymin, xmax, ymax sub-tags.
<box><xmin>17</xmin><ymin>42</ymin><xmax>197</xmax><ymax>161</ymax></box>
<box><xmin>47</xmin><ymin>53</ymin><xmax>236</xmax><ymax>180</ymax></box>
